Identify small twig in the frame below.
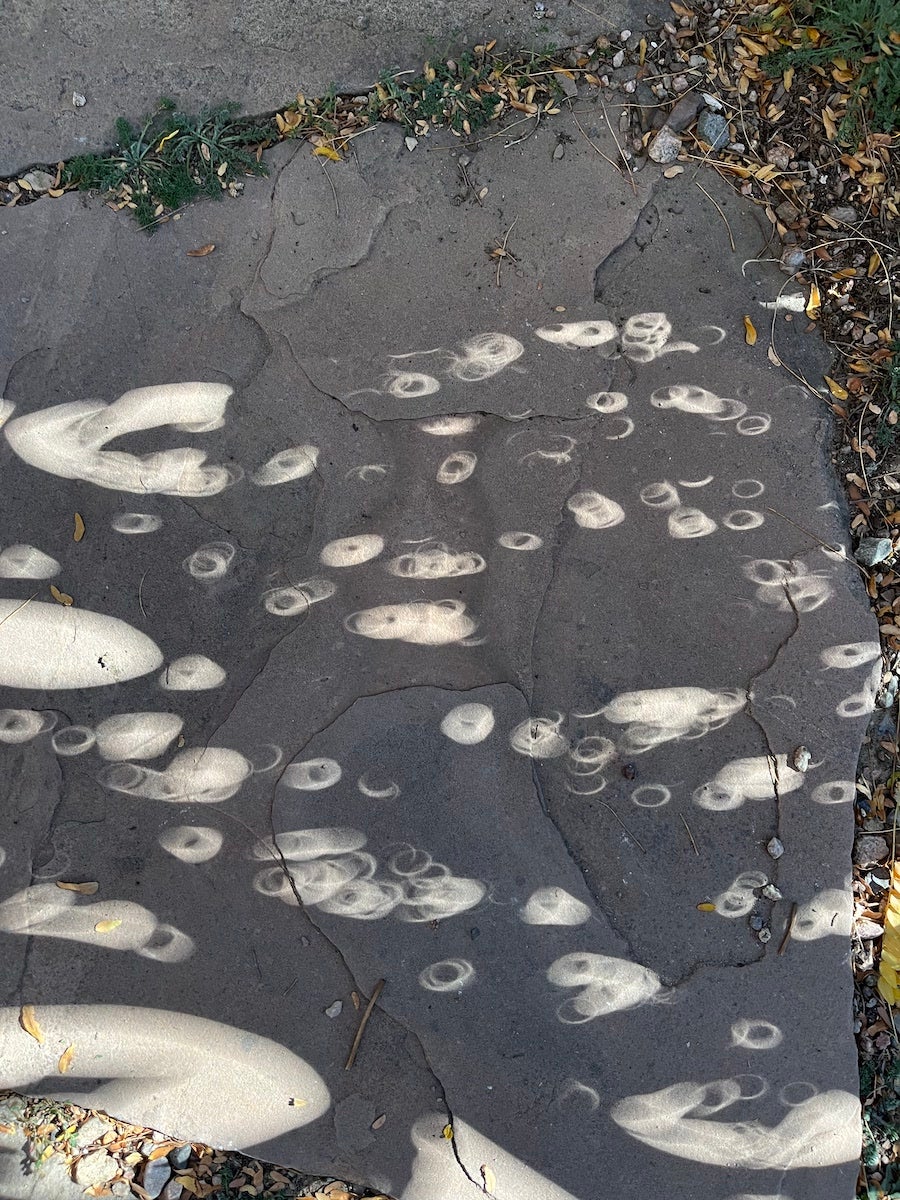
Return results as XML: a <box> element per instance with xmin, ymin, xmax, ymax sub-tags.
<box><xmin>252</xmin><ymin>945</ymin><xmax>263</xmax><ymax>980</ymax></box>
<box><xmin>318</xmin><ymin>159</ymin><xmax>339</xmax><ymax>219</ymax></box>
<box><xmin>778</xmin><ymin>903</ymin><xmax>798</xmax><ymax>955</ymax></box>
<box><xmin>596</xmin><ymin>100</ymin><xmax>637</xmax><ymax>196</ymax></box>
<box><xmin>598</xmin><ymin>801</ymin><xmax>646</xmax><ymax>853</ymax></box>
<box><xmin>764</xmin><ymin>505</ymin><xmax>868</xmax><ymax>578</ymax></box>
<box><xmin>694</xmin><ymin>182</ymin><xmax>735</xmax><ymax>252</ymax></box>
<box><xmin>0</xmin><ymin>591</ymin><xmax>39</xmax><ymax>630</ymax></box>
<box><xmin>345</xmin><ymin>978</ymin><xmax>385</xmax><ymax>1070</ymax></box>
<box><xmin>680</xmin><ymin>813</ymin><xmax>700</xmax><ymax>856</ymax></box>
<box><xmin>503</xmin><ymin>111</ymin><xmax>541</xmax><ymax>148</ymax></box>
<box><xmin>138</xmin><ymin>571</ymin><xmax>148</xmax><ymax>619</ymax></box>
<box><xmin>495</xmin><ymin>215</ymin><xmax>518</xmax><ymax>287</ymax></box>
<box><xmin>570</xmin><ymin>109</ymin><xmax>632</xmax><ymax>187</ymax></box>
<box><xmin>567</xmin><ymin>0</ymin><xmax>618</xmax><ymax>28</ymax></box>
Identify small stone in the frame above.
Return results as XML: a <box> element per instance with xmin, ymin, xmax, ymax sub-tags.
<box><xmin>325</xmin><ymin>999</ymin><xmax>343</xmax><ymax>1018</ymax></box>
<box><xmin>112</xmin><ymin>1184</ymin><xmax>132</xmax><ymax>1198</ymax></box>
<box><xmin>404</xmin><ymin>136</ymin><xmax>418</xmax><ymax>152</ymax></box>
<box><xmin>672</xmin><ymin>74</ymin><xmax>689</xmax><ymax>92</ymax></box>
<box><xmin>666</xmin><ymin>93</ymin><xmax>701</xmax><ymax>132</ymax></box>
<box><xmin>75</xmin><ymin>1115</ymin><xmax>115</xmax><ymax>1148</ymax></box>
<box><xmin>696</xmin><ymin>110</ymin><xmax>729</xmax><ymax>149</ymax></box>
<box><xmin>162</xmin><ymin>1182</ymin><xmax>184</xmax><ymax>1200</ymax></box>
<box><xmin>749</xmin><ymin>915</ymin><xmax>765</xmax><ymax>931</ymax></box>
<box><xmin>729</xmin><ymin>141</ymin><xmax>745</xmax><ymax>153</ymax></box>
<box><xmin>553</xmin><ymin>143</ymin><xmax>565</xmax><ymax>160</ymax></box>
<box><xmin>553</xmin><ymin>70</ymin><xmax>578</xmax><ymax>98</ymax></box>
<box><xmin>854</xmin><ymin>835</ymin><xmax>889</xmax><ymax>867</ymax></box>
<box><xmin>766</xmin><ymin>837</ymin><xmax>784</xmax><ymax>860</ymax></box>
<box><xmin>75</xmin><ymin>1150</ymin><xmax>117</xmax><ymax>1187</ymax></box>
<box><xmin>856</xmin><ymin>918</ymin><xmax>885</xmax><ymax>940</ymax></box>
<box><xmin>142</xmin><ymin>1157</ymin><xmax>173</xmax><ymax>1200</ymax></box>
<box><xmin>167</xmin><ymin>1144</ymin><xmax>191</xmax><ymax>1170</ymax></box>
<box><xmin>757</xmin><ymin>928</ymin><xmax>772</xmax><ymax>944</ymax></box>
<box><xmin>72</xmin><ymin>91</ymin><xmax>87</xmax><ymax>107</ymax></box>
<box><xmin>762</xmin><ymin>883</ymin><xmax>783</xmax><ymax>901</ymax></box>
<box><xmin>780</xmin><ymin>247</ymin><xmax>806</xmax><ymax>273</ymax></box>
<box><xmin>458</xmin><ymin>154</ymin><xmax>472</xmax><ymax>168</ymax></box>
<box><xmin>648</xmin><ymin>125</ymin><xmax>681</xmax><ymax>164</ymax></box>
<box><xmin>855</xmin><ymin>536</ymin><xmax>893</xmax><ymax>566</ymax></box>
<box><xmin>775</xmin><ymin>200</ymin><xmax>799</xmax><ymax>221</ymax></box>
<box><xmin>790</xmin><ymin>746</ymin><xmax>811</xmax><ymax>772</ymax></box>
<box><xmin>623</xmin><ymin>79</ymin><xmax>636</xmax><ymax>93</ymax></box>
<box><xmin>620</xmin><ymin>28</ymin><xmax>632</xmax><ymax>40</ymax></box>
<box><xmin>21</xmin><ymin>169</ymin><xmax>55</xmax><ymax>192</ymax></box>
<box><xmin>688</xmin><ymin>54</ymin><xmax>707</xmax><ymax>67</ymax></box>
<box><xmin>826</xmin><ymin>204</ymin><xmax>857</xmax><ymax>224</ymax></box>
<box><xmin>612</xmin><ymin>49</ymin><xmax>625</xmax><ymax>68</ymax></box>
<box><xmin>701</xmin><ymin>91</ymin><xmax>724</xmax><ymax>110</ymax></box>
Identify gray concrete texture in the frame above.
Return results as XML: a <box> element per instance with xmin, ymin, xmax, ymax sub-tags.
<box><xmin>1</xmin><ymin>0</ymin><xmax>625</xmax><ymax>175</ymax></box>
<box><xmin>0</xmin><ymin>78</ymin><xmax>874</xmax><ymax>1200</ymax></box>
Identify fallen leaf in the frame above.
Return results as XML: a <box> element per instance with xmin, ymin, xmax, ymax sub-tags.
<box><xmin>313</xmin><ymin>146</ymin><xmax>341</xmax><ymax>162</ymax></box>
<box><xmin>782</xmin><ymin>65</ymin><xmax>794</xmax><ymax>91</ymax></box>
<box><xmin>19</xmin><ymin>1004</ymin><xmax>44</xmax><ymax>1043</ymax></box>
<box><xmin>73</xmin><ymin>512</ymin><xmax>85</xmax><ymax>542</ymax></box>
<box><xmin>371</xmin><ymin>1113</ymin><xmax>386</xmax><ymax>1130</ymax></box>
<box><xmin>824</xmin><ymin>375</ymin><xmax>849</xmax><ymax>400</ymax></box>
<box><xmin>93</xmin><ymin>919</ymin><xmax>122</xmax><ymax>933</ymax></box>
<box><xmin>57</xmin><ymin>1043</ymin><xmax>76</xmax><ymax>1073</ymax></box>
<box><xmin>57</xmin><ymin>880</ymin><xmax>99</xmax><ymax>894</ymax></box>
<box><xmin>186</xmin><ymin>244</ymin><xmax>215</xmax><ymax>257</ymax></box>
<box><xmin>49</xmin><ymin>584</ymin><xmax>73</xmax><ymax>606</ymax></box>
<box><xmin>480</xmin><ymin>1164</ymin><xmax>497</xmax><ymax>1194</ymax></box>
<box><xmin>743</xmin><ymin>315</ymin><xmax>757</xmax><ymax>345</ymax></box>
<box><xmin>442</xmin><ymin>1123</ymin><xmax>454</xmax><ymax>1140</ymax></box>
<box><xmin>767</xmin><ymin>345</ymin><xmax>782</xmax><ymax>366</ymax></box>
<box><xmin>806</xmin><ymin>282</ymin><xmax>821</xmax><ymax>317</ymax></box>
<box><xmin>663</xmin><ymin>165</ymin><xmax>684</xmax><ymax>178</ymax></box>
<box><xmin>696</xmin><ymin>902</ymin><xmax>716</xmax><ymax>912</ymax></box>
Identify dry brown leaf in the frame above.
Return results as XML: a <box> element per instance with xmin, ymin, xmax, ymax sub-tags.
<box><xmin>19</xmin><ymin>1004</ymin><xmax>44</xmax><ymax>1043</ymax></box>
<box><xmin>743</xmin><ymin>315</ymin><xmax>758</xmax><ymax>345</ymax></box>
<box><xmin>49</xmin><ymin>584</ymin><xmax>74</xmax><ymax>606</ymax></box>
<box><xmin>148</xmin><ymin>1141</ymin><xmax>181</xmax><ymax>1159</ymax></box>
<box><xmin>767</xmin><ymin>345</ymin><xmax>782</xmax><ymax>366</ymax></box>
<box><xmin>371</xmin><ymin>1113</ymin><xmax>386</xmax><ymax>1130</ymax></box>
<box><xmin>806</xmin><ymin>282</ymin><xmax>821</xmax><ymax>317</ymax></box>
<box><xmin>93</xmin><ymin>919</ymin><xmax>122</xmax><ymax>933</ymax></box>
<box><xmin>186</xmin><ymin>244</ymin><xmax>215</xmax><ymax>257</ymax></box>
<box><xmin>57</xmin><ymin>1043</ymin><xmax>76</xmax><ymax>1073</ymax></box>
<box><xmin>73</xmin><ymin>512</ymin><xmax>85</xmax><ymax>542</ymax></box>
<box><xmin>57</xmin><ymin>880</ymin><xmax>99</xmax><ymax>894</ymax></box>
<box><xmin>824</xmin><ymin>375</ymin><xmax>849</xmax><ymax>400</ymax></box>
<box><xmin>663</xmin><ymin>165</ymin><xmax>684</xmax><ymax>178</ymax></box>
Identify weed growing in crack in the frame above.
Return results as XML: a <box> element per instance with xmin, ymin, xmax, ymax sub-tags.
<box><xmin>63</xmin><ymin>101</ymin><xmax>273</xmax><ymax>230</ymax></box>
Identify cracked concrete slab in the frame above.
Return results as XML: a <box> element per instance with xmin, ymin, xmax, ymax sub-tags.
<box><xmin>0</xmin><ymin>0</ymin><xmax>638</xmax><ymax>175</ymax></box>
<box><xmin>0</xmin><ymin>92</ymin><xmax>873</xmax><ymax>1200</ymax></box>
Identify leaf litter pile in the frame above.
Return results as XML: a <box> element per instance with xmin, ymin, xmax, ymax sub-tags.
<box><xmin>1</xmin><ymin>0</ymin><xmax>899</xmax><ymax>1193</ymax></box>
<box><xmin>0</xmin><ymin>1089</ymin><xmax>383</xmax><ymax>1200</ymax></box>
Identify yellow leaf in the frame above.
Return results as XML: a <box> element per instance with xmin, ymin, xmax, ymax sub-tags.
<box><xmin>743</xmin><ymin>316</ymin><xmax>758</xmax><ymax>345</ymax></box>
<box><xmin>58</xmin><ymin>1043</ymin><xmax>76</xmax><ymax>1073</ymax></box>
<box><xmin>481</xmin><ymin>1165</ymin><xmax>497</xmax><ymax>1193</ymax></box>
<box><xmin>57</xmin><ymin>880</ymin><xmax>99</xmax><ymax>894</ymax></box>
<box><xmin>73</xmin><ymin>512</ymin><xmax>85</xmax><ymax>542</ymax></box>
<box><xmin>49</xmin><ymin>584</ymin><xmax>73</xmax><ymax>606</ymax></box>
<box><xmin>696</xmin><ymin>902</ymin><xmax>716</xmax><ymax>912</ymax></box>
<box><xmin>824</xmin><ymin>375</ymin><xmax>849</xmax><ymax>400</ymax></box>
<box><xmin>639</xmin><ymin>37</ymin><xmax>647</xmax><ymax>65</ymax></box>
<box><xmin>442</xmin><ymin>1123</ymin><xmax>454</xmax><ymax>1140</ymax></box>
<box><xmin>19</xmin><ymin>1004</ymin><xmax>44</xmax><ymax>1043</ymax></box>
<box><xmin>93</xmin><ymin>919</ymin><xmax>122</xmax><ymax>933</ymax></box>
<box><xmin>806</xmin><ymin>282</ymin><xmax>821</xmax><ymax>316</ymax></box>
<box><xmin>868</xmin><ymin>251</ymin><xmax>883</xmax><ymax>277</ymax></box>
<box><xmin>313</xmin><ymin>146</ymin><xmax>341</xmax><ymax>162</ymax></box>
<box><xmin>156</xmin><ymin>129</ymin><xmax>179</xmax><ymax>151</ymax></box>
<box><xmin>782</xmin><ymin>66</ymin><xmax>794</xmax><ymax>90</ymax></box>
<box><xmin>186</xmin><ymin>243</ymin><xmax>215</xmax><ymax>257</ymax></box>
